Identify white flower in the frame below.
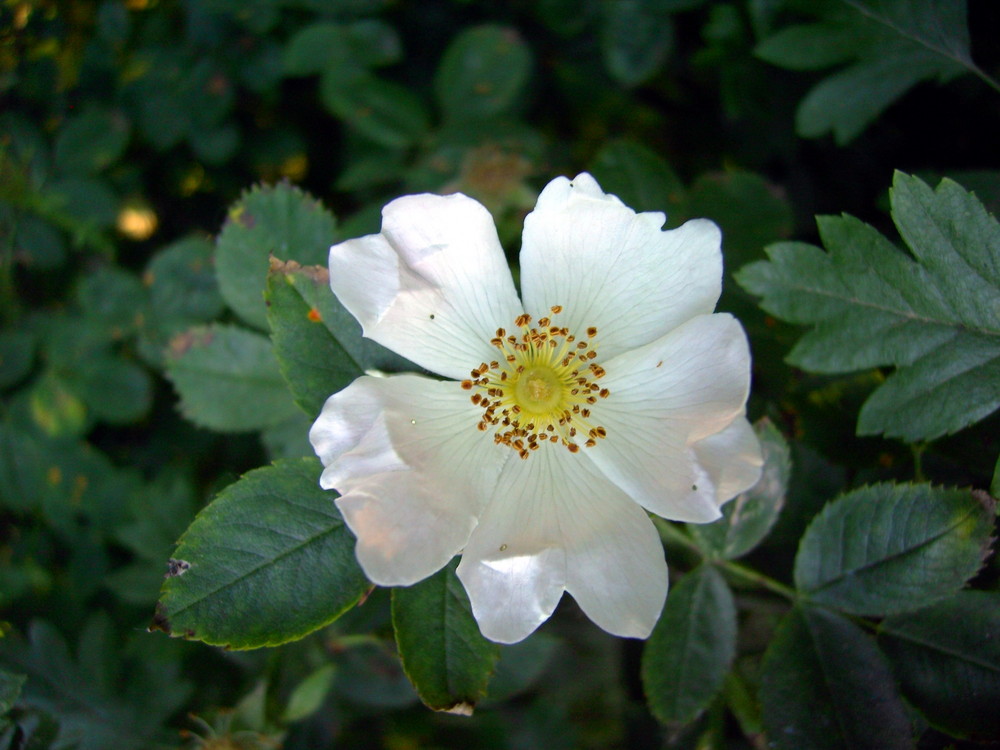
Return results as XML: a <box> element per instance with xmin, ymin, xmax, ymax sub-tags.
<box><xmin>310</xmin><ymin>173</ymin><xmax>763</xmax><ymax>644</ymax></box>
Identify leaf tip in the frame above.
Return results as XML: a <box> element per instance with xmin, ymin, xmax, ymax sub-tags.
<box><xmin>148</xmin><ymin>601</ymin><xmax>173</xmax><ymax>636</ymax></box>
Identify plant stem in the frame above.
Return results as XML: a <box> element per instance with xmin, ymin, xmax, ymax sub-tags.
<box><xmin>720</xmin><ymin>560</ymin><xmax>798</xmax><ymax>601</ymax></box>
<box><xmin>653</xmin><ymin>517</ymin><xmax>798</xmax><ymax>601</ymax></box>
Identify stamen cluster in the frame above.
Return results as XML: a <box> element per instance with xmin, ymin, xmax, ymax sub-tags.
<box><xmin>461</xmin><ymin>306</ymin><xmax>610</xmax><ymax>459</ymax></box>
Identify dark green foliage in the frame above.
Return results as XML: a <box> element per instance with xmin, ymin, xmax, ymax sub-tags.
<box><xmin>392</xmin><ymin>561</ymin><xmax>501</xmax><ymax>713</ymax></box>
<box><xmin>1</xmin><ymin>0</ymin><xmax>998</xmax><ymax>747</ymax></box>
<box><xmin>794</xmin><ymin>483</ymin><xmax>995</xmax><ymax>615</ymax></box>
<box><xmin>739</xmin><ymin>173</ymin><xmax>1000</xmax><ymax>441</ymax></box>
<box><xmin>641</xmin><ymin>565</ymin><xmax>737</xmax><ymax>724</ymax></box>
<box><xmin>154</xmin><ymin>458</ymin><xmax>369</xmax><ymax>648</ymax></box>
<box><xmin>760</xmin><ymin>606</ymin><xmax>912</xmax><ymax>750</ymax></box>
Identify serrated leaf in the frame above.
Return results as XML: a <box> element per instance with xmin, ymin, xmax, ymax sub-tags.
<box><xmin>215</xmin><ymin>183</ymin><xmax>336</xmax><ymax>330</ymax></box>
<box><xmin>737</xmin><ymin>172</ymin><xmax>1000</xmax><ymax>442</ymax></box>
<box><xmin>153</xmin><ymin>458</ymin><xmax>369</xmax><ymax>648</ymax></box>
<box><xmin>266</xmin><ymin>261</ymin><xmax>414</xmax><ymax>416</ymax></box>
<box><xmin>794</xmin><ymin>483</ymin><xmax>995</xmax><ymax>616</ymax></box>
<box><xmin>392</xmin><ymin>560</ymin><xmax>500</xmax><ymax>713</ymax></box>
<box><xmin>689</xmin><ymin>419</ymin><xmax>790</xmax><ymax>559</ymax></box>
<box><xmin>641</xmin><ymin>565</ymin><xmax>736</xmax><ymax>725</ymax></box>
<box><xmin>434</xmin><ymin>25</ymin><xmax>533</xmax><ymax>122</ymax></box>
<box><xmin>755</xmin><ymin>1</ymin><xmax>974</xmax><ymax>143</ymax></box>
<box><xmin>879</xmin><ymin>591</ymin><xmax>1000</xmax><ymax>740</ymax></box>
<box><xmin>760</xmin><ymin>605</ymin><xmax>912</xmax><ymax>750</ymax></box>
<box><xmin>165</xmin><ymin>324</ymin><xmax>298</xmax><ymax>432</ymax></box>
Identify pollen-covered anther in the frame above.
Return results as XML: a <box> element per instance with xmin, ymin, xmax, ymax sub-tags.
<box><xmin>465</xmin><ymin>307</ymin><xmax>609</xmax><ymax>458</ymax></box>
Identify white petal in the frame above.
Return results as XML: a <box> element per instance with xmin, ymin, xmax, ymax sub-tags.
<box><xmin>691</xmin><ymin>416</ymin><xmax>763</xmax><ymax>507</ymax></box>
<box><xmin>309</xmin><ymin>374</ymin><xmax>509</xmax><ymax>585</ymax></box>
<box><xmin>585</xmin><ymin>314</ymin><xmax>752</xmax><ymax>523</ymax></box>
<box><xmin>328</xmin><ymin>193</ymin><xmax>523</xmax><ymax>380</ymax></box>
<box><xmin>457</xmin><ymin>446</ymin><xmax>668</xmax><ymax>643</ymax></box>
<box><xmin>520</xmin><ymin>173</ymin><xmax>722</xmax><ymax>360</ymax></box>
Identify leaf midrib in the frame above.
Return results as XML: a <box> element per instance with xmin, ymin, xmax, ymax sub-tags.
<box><xmin>777</xmin><ymin>277</ymin><xmax>1000</xmax><ymax>340</ymax></box>
<box><xmin>882</xmin><ymin>626</ymin><xmax>1000</xmax><ymax>673</ymax></box>
<box><xmin>166</xmin><ymin>505</ymin><xmax>344</xmax><ymax>623</ymax></box>
<box><xmin>807</xmin><ymin>504</ymin><xmax>980</xmax><ymax>596</ymax></box>
<box><xmin>840</xmin><ymin>0</ymin><xmax>974</xmax><ymax>71</ymax></box>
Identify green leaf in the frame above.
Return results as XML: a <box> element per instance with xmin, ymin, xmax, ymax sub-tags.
<box><xmin>14</xmin><ymin>215</ymin><xmax>67</xmax><ymax>270</ymax></box>
<box><xmin>737</xmin><ymin>172</ymin><xmax>1000</xmax><ymax>442</ymax></box>
<box><xmin>153</xmin><ymin>458</ymin><xmax>369</xmax><ymax>649</ymax></box>
<box><xmin>641</xmin><ymin>565</ymin><xmax>737</xmax><ymax>725</ymax></box>
<box><xmin>265</xmin><ymin>261</ymin><xmax>413</xmax><ymax>416</ymax></box>
<box><xmin>760</xmin><ymin>605</ymin><xmax>912</xmax><ymax>750</ymax></box>
<box><xmin>283</xmin><ymin>22</ymin><xmax>359</xmax><ymax>77</ymax></box>
<box><xmin>321</xmin><ymin>73</ymin><xmax>430</xmax><ymax>149</ymax></box>
<box><xmin>29</xmin><ymin>371</ymin><xmax>89</xmax><ymax>438</ymax></box>
<box><xmin>688</xmin><ymin>419</ymin><xmax>791</xmax><ymax>559</ymax></box>
<box><xmin>65</xmin><ymin>355</ymin><xmax>152</xmax><ymax>425</ymax></box>
<box><xmin>687</xmin><ymin>170</ymin><xmax>794</xmax><ymax>259</ymax></box>
<box><xmin>600</xmin><ymin>0</ymin><xmax>674</xmax><ymax>87</ymax></box>
<box><xmin>794</xmin><ymin>483</ymin><xmax>995</xmax><ymax>616</ymax></box>
<box><xmin>76</xmin><ymin>266</ymin><xmax>147</xmax><ymax>337</ymax></box>
<box><xmin>0</xmin><ymin>330</ymin><xmax>36</xmax><ymax>390</ymax></box>
<box><xmin>992</xmin><ymin>453</ymin><xmax>1000</xmax><ymax>498</ymax></box>
<box><xmin>215</xmin><ymin>183</ymin><xmax>336</xmax><ymax>330</ymax></box>
<box><xmin>284</xmin><ymin>20</ymin><xmax>400</xmax><ymax>76</ymax></box>
<box><xmin>164</xmin><ymin>324</ymin><xmax>298</xmax><ymax>432</ymax></box>
<box><xmin>145</xmin><ymin>235</ymin><xmax>225</xmax><ymax>332</ymax></box>
<box><xmin>755</xmin><ymin>1</ymin><xmax>973</xmax><ymax>143</ymax></box>
<box><xmin>283</xmin><ymin>664</ymin><xmax>336</xmax><ymax>723</ymax></box>
<box><xmin>0</xmin><ymin>616</ymin><xmax>191</xmax><ymax>750</ymax></box>
<box><xmin>0</xmin><ymin>668</ymin><xmax>26</xmax><ymax>715</ymax></box>
<box><xmin>879</xmin><ymin>591</ymin><xmax>1000</xmax><ymax>740</ymax></box>
<box><xmin>47</xmin><ymin>176</ymin><xmax>119</xmax><ymax>230</ymax></box>
<box><xmin>587</xmin><ymin>139</ymin><xmax>686</xmax><ymax>216</ymax></box>
<box><xmin>434</xmin><ymin>25</ymin><xmax>533</xmax><ymax>122</ymax></box>
<box><xmin>392</xmin><ymin>560</ymin><xmax>500</xmax><ymax>713</ymax></box>
<box><xmin>53</xmin><ymin>108</ymin><xmax>131</xmax><ymax>175</ymax></box>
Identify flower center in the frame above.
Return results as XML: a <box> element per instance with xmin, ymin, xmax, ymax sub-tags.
<box><xmin>461</xmin><ymin>306</ymin><xmax>610</xmax><ymax>459</ymax></box>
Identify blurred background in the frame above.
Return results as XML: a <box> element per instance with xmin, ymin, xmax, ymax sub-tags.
<box><xmin>1</xmin><ymin>0</ymin><xmax>998</xmax><ymax>747</ymax></box>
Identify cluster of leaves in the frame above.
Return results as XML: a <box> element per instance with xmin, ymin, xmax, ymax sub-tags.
<box><xmin>1</xmin><ymin>0</ymin><xmax>998</xmax><ymax>748</ymax></box>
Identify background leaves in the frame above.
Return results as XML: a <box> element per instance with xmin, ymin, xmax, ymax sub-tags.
<box><xmin>1</xmin><ymin>0</ymin><xmax>998</xmax><ymax>747</ymax></box>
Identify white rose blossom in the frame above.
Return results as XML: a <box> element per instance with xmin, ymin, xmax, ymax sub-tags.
<box><xmin>309</xmin><ymin>173</ymin><xmax>763</xmax><ymax>644</ymax></box>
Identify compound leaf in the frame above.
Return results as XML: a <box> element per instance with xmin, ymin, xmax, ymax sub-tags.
<box><xmin>737</xmin><ymin>172</ymin><xmax>1000</xmax><ymax>442</ymax></box>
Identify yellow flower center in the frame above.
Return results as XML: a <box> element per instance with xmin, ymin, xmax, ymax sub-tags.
<box><xmin>462</xmin><ymin>306</ymin><xmax>610</xmax><ymax>459</ymax></box>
